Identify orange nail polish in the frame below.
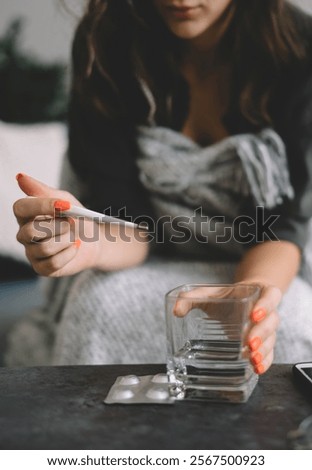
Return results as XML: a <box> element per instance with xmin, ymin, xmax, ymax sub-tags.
<box><xmin>16</xmin><ymin>173</ymin><xmax>24</xmax><ymax>181</ymax></box>
<box><xmin>251</xmin><ymin>308</ymin><xmax>267</xmax><ymax>323</ymax></box>
<box><xmin>54</xmin><ymin>200</ymin><xmax>71</xmax><ymax>211</ymax></box>
<box><xmin>255</xmin><ymin>363</ymin><xmax>265</xmax><ymax>375</ymax></box>
<box><xmin>74</xmin><ymin>239</ymin><xmax>81</xmax><ymax>248</ymax></box>
<box><xmin>248</xmin><ymin>337</ymin><xmax>262</xmax><ymax>352</ymax></box>
<box><xmin>251</xmin><ymin>352</ymin><xmax>263</xmax><ymax>366</ymax></box>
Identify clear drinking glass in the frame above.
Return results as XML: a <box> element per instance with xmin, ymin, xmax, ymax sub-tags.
<box><xmin>165</xmin><ymin>283</ymin><xmax>261</xmax><ymax>403</ymax></box>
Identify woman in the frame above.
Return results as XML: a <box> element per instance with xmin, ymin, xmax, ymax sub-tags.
<box><xmin>10</xmin><ymin>0</ymin><xmax>312</xmax><ymax>372</ymax></box>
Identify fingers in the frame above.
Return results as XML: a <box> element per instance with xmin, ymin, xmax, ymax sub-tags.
<box><xmin>13</xmin><ymin>197</ymin><xmax>72</xmax><ymax>226</ymax></box>
<box><xmin>13</xmin><ymin>173</ymin><xmax>80</xmax><ymax>226</ymax></box>
<box><xmin>25</xmin><ymin>230</ymin><xmax>77</xmax><ymax>260</ymax></box>
<box><xmin>31</xmin><ymin>242</ymin><xmax>81</xmax><ymax>277</ymax></box>
<box><xmin>16</xmin><ymin>218</ymin><xmax>73</xmax><ymax>244</ymax></box>
<box><xmin>244</xmin><ymin>285</ymin><xmax>281</xmax><ymax>375</ymax></box>
<box><xmin>247</xmin><ymin>309</ymin><xmax>280</xmax><ymax>375</ymax></box>
<box><xmin>173</xmin><ymin>286</ymin><xmax>234</xmax><ymax>317</ymax></box>
<box><xmin>250</xmin><ymin>285</ymin><xmax>282</xmax><ymax>323</ymax></box>
<box><xmin>253</xmin><ymin>350</ymin><xmax>274</xmax><ymax>375</ymax></box>
<box><xmin>16</xmin><ymin>173</ymin><xmax>62</xmax><ymax>198</ymax></box>
<box><xmin>249</xmin><ymin>309</ymin><xmax>280</xmax><ymax>344</ymax></box>
<box><xmin>16</xmin><ymin>213</ymin><xmax>80</xmax><ymax>276</ymax></box>
<box><xmin>249</xmin><ymin>332</ymin><xmax>276</xmax><ymax>374</ymax></box>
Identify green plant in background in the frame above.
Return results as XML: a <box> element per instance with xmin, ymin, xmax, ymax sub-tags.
<box><xmin>0</xmin><ymin>19</ymin><xmax>68</xmax><ymax>123</ymax></box>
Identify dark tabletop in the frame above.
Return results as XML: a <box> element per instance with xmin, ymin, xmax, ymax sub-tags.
<box><xmin>0</xmin><ymin>364</ymin><xmax>311</xmax><ymax>450</ymax></box>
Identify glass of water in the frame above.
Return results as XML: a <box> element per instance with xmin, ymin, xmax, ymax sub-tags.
<box><xmin>165</xmin><ymin>284</ymin><xmax>261</xmax><ymax>403</ymax></box>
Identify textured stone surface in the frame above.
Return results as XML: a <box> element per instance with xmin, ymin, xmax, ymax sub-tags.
<box><xmin>0</xmin><ymin>364</ymin><xmax>311</xmax><ymax>450</ymax></box>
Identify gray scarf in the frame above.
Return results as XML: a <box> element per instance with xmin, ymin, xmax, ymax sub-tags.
<box><xmin>136</xmin><ymin>125</ymin><xmax>294</xmax><ymax>257</ymax></box>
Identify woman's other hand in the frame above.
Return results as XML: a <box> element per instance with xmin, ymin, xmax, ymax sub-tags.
<box><xmin>173</xmin><ymin>282</ymin><xmax>281</xmax><ymax>375</ymax></box>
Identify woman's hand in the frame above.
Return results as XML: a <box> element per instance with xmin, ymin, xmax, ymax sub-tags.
<box><xmin>13</xmin><ymin>173</ymin><xmax>99</xmax><ymax>277</ymax></box>
<box><xmin>173</xmin><ymin>282</ymin><xmax>281</xmax><ymax>375</ymax></box>
<box><xmin>233</xmin><ymin>241</ymin><xmax>300</xmax><ymax>373</ymax></box>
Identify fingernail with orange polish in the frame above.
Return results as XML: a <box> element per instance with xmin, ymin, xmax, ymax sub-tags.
<box><xmin>251</xmin><ymin>352</ymin><xmax>263</xmax><ymax>366</ymax></box>
<box><xmin>16</xmin><ymin>173</ymin><xmax>24</xmax><ymax>181</ymax></box>
<box><xmin>248</xmin><ymin>336</ymin><xmax>262</xmax><ymax>352</ymax></box>
<box><xmin>255</xmin><ymin>363</ymin><xmax>265</xmax><ymax>375</ymax></box>
<box><xmin>54</xmin><ymin>200</ymin><xmax>71</xmax><ymax>211</ymax></box>
<box><xmin>74</xmin><ymin>239</ymin><xmax>81</xmax><ymax>248</ymax></box>
<box><xmin>251</xmin><ymin>308</ymin><xmax>267</xmax><ymax>323</ymax></box>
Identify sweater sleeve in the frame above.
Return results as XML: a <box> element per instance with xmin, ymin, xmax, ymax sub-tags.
<box><xmin>271</xmin><ymin>63</ymin><xmax>312</xmax><ymax>251</ymax></box>
<box><xmin>67</xmin><ymin>95</ymin><xmax>154</xmax><ymax>225</ymax></box>
<box><xmin>243</xmin><ymin>64</ymin><xmax>312</xmax><ymax>252</ymax></box>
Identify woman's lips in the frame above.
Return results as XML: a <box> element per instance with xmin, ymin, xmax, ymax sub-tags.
<box><xmin>166</xmin><ymin>5</ymin><xmax>201</xmax><ymax>20</ymax></box>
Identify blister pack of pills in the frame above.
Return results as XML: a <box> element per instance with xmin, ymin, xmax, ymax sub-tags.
<box><xmin>104</xmin><ymin>374</ymin><xmax>175</xmax><ymax>405</ymax></box>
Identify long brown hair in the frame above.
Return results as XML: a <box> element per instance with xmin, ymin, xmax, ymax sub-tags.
<box><xmin>71</xmin><ymin>0</ymin><xmax>311</xmax><ymax>129</ymax></box>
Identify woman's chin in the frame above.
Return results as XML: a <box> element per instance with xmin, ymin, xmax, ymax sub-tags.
<box><xmin>166</xmin><ymin>22</ymin><xmax>212</xmax><ymax>40</ymax></box>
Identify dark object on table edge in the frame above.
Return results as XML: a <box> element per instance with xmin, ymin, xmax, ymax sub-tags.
<box><xmin>292</xmin><ymin>362</ymin><xmax>312</xmax><ymax>402</ymax></box>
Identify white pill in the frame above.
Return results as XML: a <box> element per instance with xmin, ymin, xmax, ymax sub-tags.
<box><xmin>119</xmin><ymin>375</ymin><xmax>140</xmax><ymax>385</ymax></box>
<box><xmin>112</xmin><ymin>389</ymin><xmax>134</xmax><ymax>400</ymax></box>
<box><xmin>146</xmin><ymin>387</ymin><xmax>169</xmax><ymax>400</ymax></box>
<box><xmin>152</xmin><ymin>374</ymin><xmax>168</xmax><ymax>384</ymax></box>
